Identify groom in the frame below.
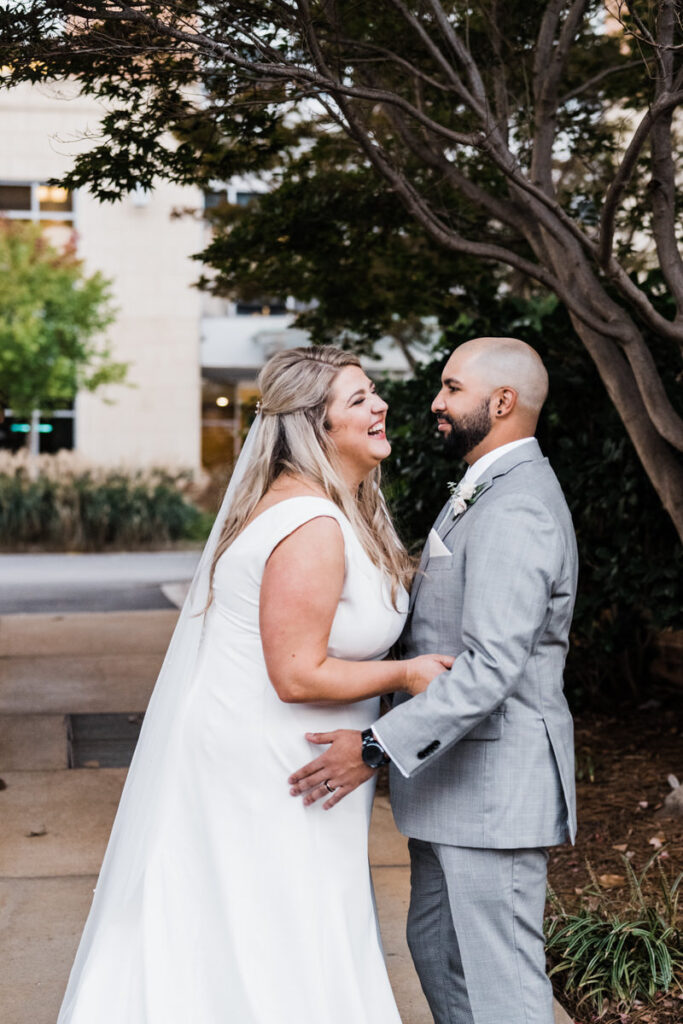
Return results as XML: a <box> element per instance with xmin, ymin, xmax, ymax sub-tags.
<box><xmin>289</xmin><ymin>336</ymin><xmax>578</xmax><ymax>1024</ymax></box>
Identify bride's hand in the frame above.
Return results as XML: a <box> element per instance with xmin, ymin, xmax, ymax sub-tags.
<box><xmin>404</xmin><ymin>654</ymin><xmax>454</xmax><ymax>696</ymax></box>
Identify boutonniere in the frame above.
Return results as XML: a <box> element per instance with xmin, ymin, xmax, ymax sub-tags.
<box><xmin>447</xmin><ymin>480</ymin><xmax>487</xmax><ymax>518</ymax></box>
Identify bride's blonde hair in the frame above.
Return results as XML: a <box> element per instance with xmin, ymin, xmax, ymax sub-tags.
<box><xmin>210</xmin><ymin>346</ymin><xmax>414</xmax><ymax>605</ymax></box>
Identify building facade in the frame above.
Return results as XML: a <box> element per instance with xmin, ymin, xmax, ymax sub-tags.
<box><xmin>0</xmin><ymin>82</ymin><xmax>417</xmax><ymax>475</ymax></box>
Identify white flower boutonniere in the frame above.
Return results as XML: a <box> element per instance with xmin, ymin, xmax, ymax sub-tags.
<box><xmin>447</xmin><ymin>480</ymin><xmax>487</xmax><ymax>519</ymax></box>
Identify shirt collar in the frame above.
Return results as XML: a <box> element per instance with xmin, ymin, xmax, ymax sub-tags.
<box><xmin>462</xmin><ymin>437</ymin><xmax>536</xmax><ymax>487</ymax></box>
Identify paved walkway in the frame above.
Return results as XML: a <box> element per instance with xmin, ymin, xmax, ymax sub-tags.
<box><xmin>0</xmin><ymin>551</ymin><xmax>199</xmax><ymax>613</ymax></box>
<box><xmin>0</xmin><ymin>576</ymin><xmax>572</xmax><ymax>1023</ymax></box>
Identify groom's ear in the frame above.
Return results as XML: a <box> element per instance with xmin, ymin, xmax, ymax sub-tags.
<box><xmin>492</xmin><ymin>387</ymin><xmax>517</xmax><ymax>418</ymax></box>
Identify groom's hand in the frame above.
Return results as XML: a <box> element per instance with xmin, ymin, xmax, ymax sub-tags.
<box><xmin>288</xmin><ymin>729</ymin><xmax>374</xmax><ymax>809</ymax></box>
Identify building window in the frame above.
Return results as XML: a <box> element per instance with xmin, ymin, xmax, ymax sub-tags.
<box><xmin>234</xmin><ymin>297</ymin><xmax>288</xmax><ymax>316</ymax></box>
<box><xmin>203</xmin><ymin>188</ymin><xmax>228</xmax><ymax>211</ymax></box>
<box><xmin>0</xmin><ymin>406</ymin><xmax>75</xmax><ymax>454</ymax></box>
<box><xmin>0</xmin><ymin>184</ymin><xmax>32</xmax><ymax>211</ymax></box>
<box><xmin>235</xmin><ymin>191</ymin><xmax>259</xmax><ymax>206</ymax></box>
<box><xmin>38</xmin><ymin>184</ymin><xmax>73</xmax><ymax>214</ymax></box>
<box><xmin>0</xmin><ymin>181</ymin><xmax>75</xmax><ymax>249</ymax></box>
<box><xmin>201</xmin><ymin>377</ymin><xmax>260</xmax><ymax>471</ymax></box>
<box><xmin>0</xmin><ymin>182</ymin><xmax>74</xmax><ymax>222</ymax></box>
<box><xmin>201</xmin><ymin>377</ymin><xmax>235</xmax><ymax>469</ymax></box>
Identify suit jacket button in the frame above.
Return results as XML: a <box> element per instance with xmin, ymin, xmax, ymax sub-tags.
<box><xmin>417</xmin><ymin>740</ymin><xmax>440</xmax><ymax>759</ymax></box>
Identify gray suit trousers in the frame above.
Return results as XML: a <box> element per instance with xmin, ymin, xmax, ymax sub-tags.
<box><xmin>407</xmin><ymin>840</ymin><xmax>553</xmax><ymax>1024</ymax></box>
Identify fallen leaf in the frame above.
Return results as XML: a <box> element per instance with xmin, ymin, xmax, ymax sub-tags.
<box><xmin>648</xmin><ymin>836</ymin><xmax>665</xmax><ymax>849</ymax></box>
<box><xmin>638</xmin><ymin>800</ymin><xmax>649</xmax><ymax>808</ymax></box>
<box><xmin>612</xmin><ymin>843</ymin><xmax>628</xmax><ymax>852</ymax></box>
<box><xmin>598</xmin><ymin>873</ymin><xmax>625</xmax><ymax>889</ymax></box>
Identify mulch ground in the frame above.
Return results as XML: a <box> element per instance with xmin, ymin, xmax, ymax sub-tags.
<box><xmin>547</xmin><ymin>695</ymin><xmax>683</xmax><ymax>1024</ymax></box>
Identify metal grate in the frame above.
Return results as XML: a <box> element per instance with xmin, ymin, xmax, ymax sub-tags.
<box><xmin>66</xmin><ymin>713</ymin><xmax>145</xmax><ymax>769</ymax></box>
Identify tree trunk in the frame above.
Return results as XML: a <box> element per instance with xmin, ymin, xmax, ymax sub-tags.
<box><xmin>28</xmin><ymin>409</ymin><xmax>40</xmax><ymax>457</ymax></box>
<box><xmin>25</xmin><ymin>409</ymin><xmax>40</xmax><ymax>480</ymax></box>
<box><xmin>567</xmin><ymin>316</ymin><xmax>683</xmax><ymax>543</ymax></box>
<box><xmin>518</xmin><ymin>221</ymin><xmax>683</xmax><ymax>541</ymax></box>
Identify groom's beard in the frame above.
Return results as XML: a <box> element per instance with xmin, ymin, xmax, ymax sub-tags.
<box><xmin>440</xmin><ymin>398</ymin><xmax>492</xmax><ymax>461</ymax></box>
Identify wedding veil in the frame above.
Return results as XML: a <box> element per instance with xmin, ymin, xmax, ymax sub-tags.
<box><xmin>58</xmin><ymin>414</ymin><xmax>263</xmax><ymax>1018</ymax></box>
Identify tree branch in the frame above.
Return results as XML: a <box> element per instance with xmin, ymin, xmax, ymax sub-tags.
<box><xmin>559</xmin><ymin>59</ymin><xmax>643</xmax><ymax>104</ymax></box>
<box><xmin>621</xmin><ymin>330</ymin><xmax>683</xmax><ymax>448</ymax></box>
<box><xmin>487</xmin><ymin>0</ymin><xmax>510</xmax><ymax>141</ymax></box>
<box><xmin>648</xmin><ymin>0</ymin><xmax>683</xmax><ymax>313</ymax></box>
<box><xmin>531</xmin><ymin>0</ymin><xmax>588</xmax><ymax>191</ymax></box>
<box><xmin>379</xmin><ymin>104</ymin><xmax>531</xmax><ymax>238</ymax></box>
<box><xmin>326</xmin><ymin>98</ymin><xmax>635</xmax><ymax>344</ymax></box>
<box><xmin>604</xmin><ymin>257</ymin><xmax>683</xmax><ymax>343</ymax></box>
<box><xmin>60</xmin><ymin>2</ymin><xmax>487</xmax><ymax>149</ymax></box>
<box><xmin>425</xmin><ymin>0</ymin><xmax>489</xmax><ymax>114</ymax></box>
<box><xmin>384</xmin><ymin>0</ymin><xmax>482</xmax><ymax>112</ymax></box>
<box><xmin>337</xmin><ymin>39</ymin><xmax>466</xmax><ymax>96</ymax></box>
<box><xmin>598</xmin><ymin>88</ymin><xmax>683</xmax><ymax>267</ymax></box>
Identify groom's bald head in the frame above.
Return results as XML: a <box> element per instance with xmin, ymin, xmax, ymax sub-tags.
<box><xmin>454</xmin><ymin>337</ymin><xmax>549</xmax><ymax>417</ymax></box>
<box><xmin>433</xmin><ymin>337</ymin><xmax>549</xmax><ymax>463</ymax></box>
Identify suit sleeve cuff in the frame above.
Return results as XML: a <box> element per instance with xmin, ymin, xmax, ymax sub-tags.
<box><xmin>372</xmin><ymin>725</ymin><xmax>410</xmax><ymax>778</ymax></box>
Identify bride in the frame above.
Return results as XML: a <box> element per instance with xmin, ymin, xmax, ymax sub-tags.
<box><xmin>57</xmin><ymin>345</ymin><xmax>452</xmax><ymax>1024</ymax></box>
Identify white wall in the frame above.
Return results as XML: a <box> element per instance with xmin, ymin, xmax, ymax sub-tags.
<box><xmin>0</xmin><ymin>82</ymin><xmax>203</xmax><ymax>471</ymax></box>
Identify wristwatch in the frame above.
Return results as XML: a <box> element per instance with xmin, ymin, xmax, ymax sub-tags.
<box><xmin>361</xmin><ymin>728</ymin><xmax>390</xmax><ymax>769</ymax></box>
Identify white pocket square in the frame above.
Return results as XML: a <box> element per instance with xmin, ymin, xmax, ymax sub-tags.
<box><xmin>428</xmin><ymin>529</ymin><xmax>451</xmax><ymax>558</ymax></box>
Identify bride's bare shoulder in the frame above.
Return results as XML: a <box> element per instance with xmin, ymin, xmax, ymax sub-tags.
<box><xmin>244</xmin><ymin>475</ymin><xmax>329</xmax><ymax>527</ymax></box>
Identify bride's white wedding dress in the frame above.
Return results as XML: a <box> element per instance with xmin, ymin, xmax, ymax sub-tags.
<box><xmin>59</xmin><ymin>496</ymin><xmax>408</xmax><ymax>1024</ymax></box>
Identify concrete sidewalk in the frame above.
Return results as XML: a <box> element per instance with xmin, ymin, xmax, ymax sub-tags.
<box><xmin>0</xmin><ymin>609</ymin><xmax>571</xmax><ymax>1024</ymax></box>
<box><xmin>0</xmin><ymin>551</ymin><xmax>199</xmax><ymax>614</ymax></box>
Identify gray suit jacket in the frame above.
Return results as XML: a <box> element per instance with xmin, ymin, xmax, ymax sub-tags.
<box><xmin>375</xmin><ymin>440</ymin><xmax>578</xmax><ymax>849</ymax></box>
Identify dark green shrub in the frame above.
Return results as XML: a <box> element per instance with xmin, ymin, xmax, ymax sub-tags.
<box><xmin>0</xmin><ymin>452</ymin><xmax>209</xmax><ymax>550</ymax></box>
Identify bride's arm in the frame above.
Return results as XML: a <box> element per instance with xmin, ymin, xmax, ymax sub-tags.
<box><xmin>260</xmin><ymin>516</ymin><xmax>448</xmax><ymax>704</ymax></box>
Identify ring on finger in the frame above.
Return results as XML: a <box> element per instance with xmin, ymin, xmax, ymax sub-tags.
<box><xmin>323</xmin><ymin>780</ymin><xmax>336</xmax><ymax>794</ymax></box>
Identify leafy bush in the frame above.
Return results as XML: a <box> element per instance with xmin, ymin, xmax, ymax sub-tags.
<box><xmin>545</xmin><ymin>856</ymin><xmax>683</xmax><ymax>1016</ymax></box>
<box><xmin>0</xmin><ymin>450</ymin><xmax>210</xmax><ymax>550</ymax></box>
<box><xmin>380</xmin><ymin>293</ymin><xmax>683</xmax><ymax>704</ymax></box>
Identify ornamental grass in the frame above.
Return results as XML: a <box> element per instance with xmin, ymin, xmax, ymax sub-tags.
<box><xmin>546</xmin><ymin>853</ymin><xmax>683</xmax><ymax>1018</ymax></box>
<box><xmin>0</xmin><ymin>450</ymin><xmax>211</xmax><ymax>550</ymax></box>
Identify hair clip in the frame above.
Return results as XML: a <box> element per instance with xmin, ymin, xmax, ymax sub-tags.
<box><xmin>255</xmin><ymin>400</ymin><xmax>262</xmax><ymax>414</ymax></box>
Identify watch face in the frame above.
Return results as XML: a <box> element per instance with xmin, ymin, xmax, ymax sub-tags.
<box><xmin>362</xmin><ymin>740</ymin><xmax>385</xmax><ymax>769</ymax></box>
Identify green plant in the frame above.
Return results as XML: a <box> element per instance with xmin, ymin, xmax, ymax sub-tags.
<box><xmin>0</xmin><ymin>450</ymin><xmax>209</xmax><ymax>550</ymax></box>
<box><xmin>545</xmin><ymin>855</ymin><xmax>683</xmax><ymax>1016</ymax></box>
<box><xmin>0</xmin><ymin>219</ymin><xmax>124</xmax><ymax>420</ymax></box>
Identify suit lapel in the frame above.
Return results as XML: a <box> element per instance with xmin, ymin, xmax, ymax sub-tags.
<box><xmin>439</xmin><ymin>439</ymin><xmax>544</xmax><ymax>548</ymax></box>
<box><xmin>439</xmin><ymin>480</ymin><xmax>491</xmax><ymax>545</ymax></box>
<box><xmin>408</xmin><ymin>440</ymin><xmax>544</xmax><ymax>611</ymax></box>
